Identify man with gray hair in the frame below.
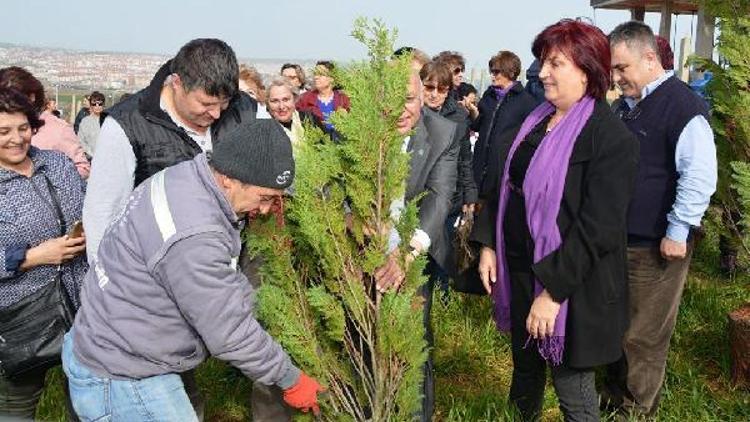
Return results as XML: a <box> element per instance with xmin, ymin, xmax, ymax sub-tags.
<box><xmin>374</xmin><ymin>70</ymin><xmax>459</xmax><ymax>422</ymax></box>
<box><xmin>605</xmin><ymin>21</ymin><xmax>717</xmax><ymax>417</ymax></box>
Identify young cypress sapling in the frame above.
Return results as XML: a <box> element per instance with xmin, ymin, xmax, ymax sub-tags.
<box><xmin>245</xmin><ymin>18</ymin><xmax>429</xmax><ymax>421</ymax></box>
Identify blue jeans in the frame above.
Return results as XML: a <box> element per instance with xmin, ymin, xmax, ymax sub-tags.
<box><xmin>62</xmin><ymin>331</ymin><xmax>199</xmax><ymax>422</ymax></box>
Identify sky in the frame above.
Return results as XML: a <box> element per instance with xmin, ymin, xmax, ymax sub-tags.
<box><xmin>2</xmin><ymin>0</ymin><xmax>699</xmax><ymax>70</ymax></box>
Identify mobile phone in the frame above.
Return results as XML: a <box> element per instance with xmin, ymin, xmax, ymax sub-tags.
<box><xmin>68</xmin><ymin>221</ymin><xmax>84</xmax><ymax>239</ymax></box>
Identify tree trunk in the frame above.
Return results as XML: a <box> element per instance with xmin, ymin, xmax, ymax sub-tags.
<box><xmin>728</xmin><ymin>302</ymin><xmax>750</xmax><ymax>387</ymax></box>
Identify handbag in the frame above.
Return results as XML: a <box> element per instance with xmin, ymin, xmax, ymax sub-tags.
<box><xmin>0</xmin><ymin>175</ymin><xmax>76</xmax><ymax>379</ymax></box>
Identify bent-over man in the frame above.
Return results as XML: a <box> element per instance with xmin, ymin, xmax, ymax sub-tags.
<box><xmin>64</xmin><ymin>121</ymin><xmax>323</xmax><ymax>421</ymax></box>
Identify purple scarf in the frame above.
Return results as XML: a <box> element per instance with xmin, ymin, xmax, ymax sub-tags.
<box><xmin>493</xmin><ymin>96</ymin><xmax>595</xmax><ymax>365</ymax></box>
<box><xmin>493</xmin><ymin>82</ymin><xmax>515</xmax><ymax>101</ymax></box>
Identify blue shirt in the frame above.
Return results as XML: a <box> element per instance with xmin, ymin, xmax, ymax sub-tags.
<box><xmin>624</xmin><ymin>71</ymin><xmax>717</xmax><ymax>242</ymax></box>
<box><xmin>316</xmin><ymin>97</ymin><xmax>336</xmax><ymax>131</ymax></box>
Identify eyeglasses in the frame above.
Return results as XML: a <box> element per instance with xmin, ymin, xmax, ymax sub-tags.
<box><xmin>424</xmin><ymin>84</ymin><xmax>449</xmax><ymax>94</ymax></box>
<box><xmin>91</xmin><ymin>101</ymin><xmax>104</xmax><ymax>107</ymax></box>
<box><xmin>452</xmin><ymin>67</ymin><xmax>464</xmax><ymax>75</ymax></box>
<box><xmin>489</xmin><ymin>68</ymin><xmax>503</xmax><ymax>76</ymax></box>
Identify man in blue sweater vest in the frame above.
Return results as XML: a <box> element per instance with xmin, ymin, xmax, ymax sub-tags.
<box><xmin>605</xmin><ymin>21</ymin><xmax>717</xmax><ymax>417</ymax></box>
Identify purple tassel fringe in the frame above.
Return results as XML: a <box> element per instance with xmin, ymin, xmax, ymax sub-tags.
<box><xmin>523</xmin><ymin>335</ymin><xmax>564</xmax><ymax>366</ymax></box>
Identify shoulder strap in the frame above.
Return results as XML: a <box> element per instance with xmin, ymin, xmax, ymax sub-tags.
<box><xmin>41</xmin><ymin>175</ymin><xmax>69</xmax><ymax>293</ymax></box>
<box><xmin>42</xmin><ymin>175</ymin><xmax>66</xmax><ymax>237</ymax></box>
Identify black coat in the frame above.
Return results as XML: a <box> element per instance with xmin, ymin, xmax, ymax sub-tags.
<box><xmin>471</xmin><ymin>83</ymin><xmax>538</xmax><ymax>198</ymax></box>
<box><xmin>436</xmin><ymin>96</ymin><xmax>478</xmax><ymax>209</ymax></box>
<box><xmin>471</xmin><ymin>100</ymin><xmax>639</xmax><ymax>368</ymax></box>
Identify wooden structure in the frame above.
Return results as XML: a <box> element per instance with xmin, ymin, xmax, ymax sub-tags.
<box><xmin>591</xmin><ymin>0</ymin><xmax>715</xmax><ymax>59</ymax></box>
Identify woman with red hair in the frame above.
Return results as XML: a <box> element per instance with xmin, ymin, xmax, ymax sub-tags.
<box><xmin>471</xmin><ymin>19</ymin><xmax>639</xmax><ymax>420</ymax></box>
<box><xmin>654</xmin><ymin>35</ymin><xmax>674</xmax><ymax>70</ymax></box>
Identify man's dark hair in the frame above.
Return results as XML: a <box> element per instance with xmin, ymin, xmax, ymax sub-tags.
<box><xmin>393</xmin><ymin>46</ymin><xmax>430</xmax><ymax>69</ymax></box>
<box><xmin>608</xmin><ymin>21</ymin><xmax>658</xmax><ymax>55</ymax></box>
<box><xmin>0</xmin><ymin>87</ymin><xmax>44</xmax><ymax>131</ymax></box>
<box><xmin>171</xmin><ymin>38</ymin><xmax>239</xmax><ymax>99</ymax></box>
<box><xmin>89</xmin><ymin>91</ymin><xmax>105</xmax><ymax>103</ymax></box>
<box><xmin>281</xmin><ymin>63</ymin><xmax>299</xmax><ymax>72</ymax></box>
<box><xmin>315</xmin><ymin>60</ymin><xmax>335</xmax><ymax>72</ymax></box>
<box><xmin>393</xmin><ymin>46</ymin><xmax>415</xmax><ymax>58</ymax></box>
<box><xmin>457</xmin><ymin>82</ymin><xmax>477</xmax><ymax>99</ymax></box>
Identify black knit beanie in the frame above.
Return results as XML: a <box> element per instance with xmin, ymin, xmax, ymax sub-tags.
<box><xmin>210</xmin><ymin>120</ymin><xmax>295</xmax><ymax>189</ymax></box>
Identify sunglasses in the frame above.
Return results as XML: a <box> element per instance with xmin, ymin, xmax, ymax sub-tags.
<box><xmin>424</xmin><ymin>84</ymin><xmax>449</xmax><ymax>94</ymax></box>
<box><xmin>91</xmin><ymin>101</ymin><xmax>104</xmax><ymax>107</ymax></box>
<box><xmin>489</xmin><ymin>68</ymin><xmax>504</xmax><ymax>76</ymax></box>
<box><xmin>452</xmin><ymin>67</ymin><xmax>464</xmax><ymax>75</ymax></box>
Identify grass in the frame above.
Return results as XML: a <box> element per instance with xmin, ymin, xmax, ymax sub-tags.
<box><xmin>36</xmin><ymin>238</ymin><xmax>749</xmax><ymax>421</ymax></box>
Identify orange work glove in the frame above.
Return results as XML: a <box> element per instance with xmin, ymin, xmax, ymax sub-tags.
<box><xmin>282</xmin><ymin>371</ymin><xmax>324</xmax><ymax>414</ymax></box>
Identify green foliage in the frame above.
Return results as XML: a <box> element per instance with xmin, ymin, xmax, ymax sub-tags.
<box><xmin>690</xmin><ymin>2</ymin><xmax>750</xmax><ymax>260</ymax></box>
<box><xmin>307</xmin><ymin>285</ymin><xmax>346</xmax><ymax>343</ymax></box>
<box><xmin>245</xmin><ymin>18</ymin><xmax>427</xmax><ymax>420</ymax></box>
<box><xmin>729</xmin><ymin>161</ymin><xmax>750</xmax><ymax>254</ymax></box>
<box><xmin>699</xmin><ymin>0</ymin><xmax>750</xmax><ymax>17</ymax></box>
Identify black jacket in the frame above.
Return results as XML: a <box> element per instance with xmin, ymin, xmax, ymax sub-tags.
<box><xmin>73</xmin><ymin>107</ymin><xmax>90</xmax><ymax>134</ymax></box>
<box><xmin>471</xmin><ymin>82</ymin><xmax>537</xmax><ymax>198</ymax></box>
<box><xmin>471</xmin><ymin>100</ymin><xmax>639</xmax><ymax>368</ymax></box>
<box><xmin>106</xmin><ymin>61</ymin><xmax>257</xmax><ymax>186</ymax></box>
<box><xmin>436</xmin><ymin>96</ymin><xmax>478</xmax><ymax>209</ymax></box>
<box><xmin>524</xmin><ymin>59</ymin><xmax>546</xmax><ymax>105</ymax></box>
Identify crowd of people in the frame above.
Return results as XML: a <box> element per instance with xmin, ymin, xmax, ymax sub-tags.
<box><xmin>0</xmin><ymin>17</ymin><xmax>717</xmax><ymax>422</ymax></box>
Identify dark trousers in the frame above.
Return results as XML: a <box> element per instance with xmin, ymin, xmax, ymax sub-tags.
<box><xmin>419</xmin><ymin>264</ymin><xmax>437</xmax><ymax>422</ymax></box>
<box><xmin>509</xmin><ymin>271</ymin><xmax>599</xmax><ymax>422</ymax></box>
<box><xmin>180</xmin><ymin>370</ymin><xmax>205</xmax><ymax>421</ymax></box>
<box><xmin>436</xmin><ymin>211</ymin><xmax>460</xmax><ymax>294</ymax></box>
<box><xmin>0</xmin><ymin>366</ymin><xmax>78</xmax><ymax>421</ymax></box>
<box><xmin>251</xmin><ymin>382</ymin><xmax>293</xmax><ymax>421</ymax></box>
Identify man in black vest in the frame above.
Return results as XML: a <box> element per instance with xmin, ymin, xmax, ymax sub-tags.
<box><xmin>605</xmin><ymin>21</ymin><xmax>717</xmax><ymax>417</ymax></box>
<box><xmin>83</xmin><ymin>38</ymin><xmax>256</xmax><ymax>263</ymax></box>
<box><xmin>80</xmin><ymin>38</ymin><xmax>257</xmax><ymax>420</ymax></box>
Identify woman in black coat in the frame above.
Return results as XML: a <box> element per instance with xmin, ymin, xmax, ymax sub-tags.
<box><xmin>470</xmin><ymin>51</ymin><xmax>538</xmax><ymax>199</ymax></box>
<box><xmin>420</xmin><ymin>60</ymin><xmax>477</xmax><ymax>215</ymax></box>
<box><xmin>471</xmin><ymin>20</ymin><xmax>639</xmax><ymax>421</ymax></box>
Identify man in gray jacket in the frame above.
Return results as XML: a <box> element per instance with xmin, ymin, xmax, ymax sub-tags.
<box><xmin>374</xmin><ymin>70</ymin><xmax>459</xmax><ymax>422</ymax></box>
<box><xmin>63</xmin><ymin>121</ymin><xmax>323</xmax><ymax>421</ymax></box>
